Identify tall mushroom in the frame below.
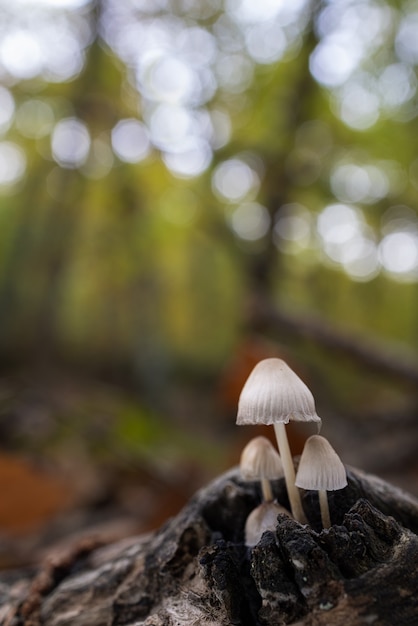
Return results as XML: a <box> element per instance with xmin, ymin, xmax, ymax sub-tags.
<box><xmin>237</xmin><ymin>358</ymin><xmax>321</xmax><ymax>524</ymax></box>
<box><xmin>295</xmin><ymin>434</ymin><xmax>347</xmax><ymax>528</ymax></box>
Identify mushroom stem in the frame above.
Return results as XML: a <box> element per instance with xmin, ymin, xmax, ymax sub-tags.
<box><xmin>261</xmin><ymin>477</ymin><xmax>273</xmax><ymax>502</ymax></box>
<box><xmin>318</xmin><ymin>489</ymin><xmax>331</xmax><ymax>528</ymax></box>
<box><xmin>273</xmin><ymin>423</ymin><xmax>307</xmax><ymax>524</ymax></box>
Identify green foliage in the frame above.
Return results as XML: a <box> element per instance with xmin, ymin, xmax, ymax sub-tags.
<box><xmin>0</xmin><ymin>0</ymin><xmax>417</xmax><ymax>426</ymax></box>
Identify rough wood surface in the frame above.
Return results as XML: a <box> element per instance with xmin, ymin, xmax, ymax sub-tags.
<box><xmin>1</xmin><ymin>465</ymin><xmax>418</xmax><ymax>626</ymax></box>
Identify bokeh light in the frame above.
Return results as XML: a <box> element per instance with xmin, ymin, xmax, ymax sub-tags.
<box><xmin>16</xmin><ymin>99</ymin><xmax>55</xmax><ymax>139</ymax></box>
<box><xmin>379</xmin><ymin>231</ymin><xmax>418</xmax><ymax>276</ymax></box>
<box><xmin>215</xmin><ymin>53</ymin><xmax>253</xmax><ymax>94</ymax></box>
<box><xmin>96</xmin><ymin>0</ymin><xmax>312</xmax><ymax>183</ymax></box>
<box><xmin>274</xmin><ymin>203</ymin><xmax>312</xmax><ymax>253</ymax></box>
<box><xmin>395</xmin><ymin>12</ymin><xmax>418</xmax><ymax>64</ymax></box>
<box><xmin>244</xmin><ymin>22</ymin><xmax>287</xmax><ymax>64</ymax></box>
<box><xmin>0</xmin><ymin>141</ymin><xmax>26</xmax><ymax>188</ymax></box>
<box><xmin>111</xmin><ymin>119</ymin><xmax>151</xmax><ymax>163</ymax></box>
<box><xmin>212</xmin><ymin>158</ymin><xmax>259</xmax><ymax>202</ymax></box>
<box><xmin>13</xmin><ymin>0</ymin><xmax>90</xmax><ymax>6</ymax></box>
<box><xmin>340</xmin><ymin>236</ymin><xmax>380</xmax><ymax>282</ymax></box>
<box><xmin>51</xmin><ymin>118</ymin><xmax>91</xmax><ymax>168</ymax></box>
<box><xmin>41</xmin><ymin>26</ymin><xmax>85</xmax><ymax>82</ymax></box>
<box><xmin>0</xmin><ymin>0</ymin><xmax>417</xmax><ymax>286</ymax></box>
<box><xmin>378</xmin><ymin>63</ymin><xmax>416</xmax><ymax>111</ymax></box>
<box><xmin>139</xmin><ymin>55</ymin><xmax>197</xmax><ymax>105</ymax></box>
<box><xmin>227</xmin><ymin>0</ymin><xmax>283</xmax><ymax>23</ymax></box>
<box><xmin>149</xmin><ymin>104</ymin><xmax>194</xmax><ymax>152</ymax></box>
<box><xmin>312</xmin><ymin>0</ymin><xmax>394</xmax><ymax>131</ymax></box>
<box><xmin>335</xmin><ymin>79</ymin><xmax>380</xmax><ymax>130</ymax></box>
<box><xmin>0</xmin><ymin>86</ymin><xmax>15</xmax><ymax>134</ymax></box>
<box><xmin>162</xmin><ymin>137</ymin><xmax>212</xmax><ymax>178</ymax></box>
<box><xmin>230</xmin><ymin>202</ymin><xmax>270</xmax><ymax>240</ymax></box>
<box><xmin>0</xmin><ymin>5</ymin><xmax>89</xmax><ymax>83</ymax></box>
<box><xmin>310</xmin><ymin>39</ymin><xmax>359</xmax><ymax>88</ymax></box>
<box><xmin>381</xmin><ymin>205</ymin><xmax>418</xmax><ymax>235</ymax></box>
<box><xmin>0</xmin><ymin>30</ymin><xmax>43</xmax><ymax>80</ymax></box>
<box><xmin>317</xmin><ymin>203</ymin><xmax>363</xmax><ymax>249</ymax></box>
<box><xmin>330</xmin><ymin>163</ymin><xmax>389</xmax><ymax>204</ymax></box>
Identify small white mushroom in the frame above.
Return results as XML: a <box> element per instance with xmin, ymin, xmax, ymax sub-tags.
<box><xmin>240</xmin><ymin>436</ymin><xmax>284</xmax><ymax>502</ymax></box>
<box><xmin>245</xmin><ymin>501</ymin><xmax>291</xmax><ymax>547</ymax></box>
<box><xmin>237</xmin><ymin>358</ymin><xmax>321</xmax><ymax>524</ymax></box>
<box><xmin>295</xmin><ymin>434</ymin><xmax>347</xmax><ymax>529</ymax></box>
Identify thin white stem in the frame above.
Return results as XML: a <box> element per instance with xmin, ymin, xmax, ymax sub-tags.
<box><xmin>318</xmin><ymin>489</ymin><xmax>331</xmax><ymax>529</ymax></box>
<box><xmin>273</xmin><ymin>423</ymin><xmax>307</xmax><ymax>524</ymax></box>
<box><xmin>261</xmin><ymin>477</ymin><xmax>273</xmax><ymax>502</ymax></box>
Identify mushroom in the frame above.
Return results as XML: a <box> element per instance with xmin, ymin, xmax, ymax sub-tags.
<box><xmin>295</xmin><ymin>434</ymin><xmax>347</xmax><ymax>529</ymax></box>
<box><xmin>240</xmin><ymin>435</ymin><xmax>284</xmax><ymax>502</ymax></box>
<box><xmin>239</xmin><ymin>436</ymin><xmax>290</xmax><ymax>546</ymax></box>
<box><xmin>244</xmin><ymin>500</ymin><xmax>290</xmax><ymax>547</ymax></box>
<box><xmin>237</xmin><ymin>358</ymin><xmax>321</xmax><ymax>524</ymax></box>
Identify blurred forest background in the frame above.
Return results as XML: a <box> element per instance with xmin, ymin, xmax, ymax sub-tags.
<box><xmin>0</xmin><ymin>0</ymin><xmax>418</xmax><ymax>567</ymax></box>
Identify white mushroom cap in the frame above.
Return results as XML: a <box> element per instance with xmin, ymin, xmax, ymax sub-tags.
<box><xmin>240</xmin><ymin>436</ymin><xmax>284</xmax><ymax>481</ymax></box>
<box><xmin>295</xmin><ymin>435</ymin><xmax>347</xmax><ymax>491</ymax></box>
<box><xmin>245</xmin><ymin>501</ymin><xmax>291</xmax><ymax>547</ymax></box>
<box><xmin>236</xmin><ymin>358</ymin><xmax>321</xmax><ymax>426</ymax></box>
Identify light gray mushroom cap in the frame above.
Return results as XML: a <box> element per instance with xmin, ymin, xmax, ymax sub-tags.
<box><xmin>236</xmin><ymin>358</ymin><xmax>321</xmax><ymax>426</ymax></box>
<box><xmin>245</xmin><ymin>501</ymin><xmax>291</xmax><ymax>547</ymax></box>
<box><xmin>295</xmin><ymin>435</ymin><xmax>347</xmax><ymax>491</ymax></box>
<box><xmin>240</xmin><ymin>436</ymin><xmax>284</xmax><ymax>481</ymax></box>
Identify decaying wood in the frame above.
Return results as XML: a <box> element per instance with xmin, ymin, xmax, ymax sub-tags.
<box><xmin>1</xmin><ymin>465</ymin><xmax>418</xmax><ymax>626</ymax></box>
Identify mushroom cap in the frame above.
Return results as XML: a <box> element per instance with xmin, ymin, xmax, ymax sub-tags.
<box><xmin>245</xmin><ymin>501</ymin><xmax>291</xmax><ymax>547</ymax></box>
<box><xmin>240</xmin><ymin>436</ymin><xmax>284</xmax><ymax>481</ymax></box>
<box><xmin>295</xmin><ymin>435</ymin><xmax>347</xmax><ymax>491</ymax></box>
<box><xmin>236</xmin><ymin>358</ymin><xmax>321</xmax><ymax>426</ymax></box>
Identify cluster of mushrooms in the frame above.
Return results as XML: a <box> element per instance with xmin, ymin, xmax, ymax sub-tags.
<box><xmin>236</xmin><ymin>358</ymin><xmax>347</xmax><ymax>546</ymax></box>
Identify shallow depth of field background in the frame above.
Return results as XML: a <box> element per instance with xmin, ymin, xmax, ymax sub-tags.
<box><xmin>0</xmin><ymin>0</ymin><xmax>417</xmax><ymax>566</ymax></box>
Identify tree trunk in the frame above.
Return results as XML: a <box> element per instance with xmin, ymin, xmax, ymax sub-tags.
<box><xmin>1</xmin><ymin>465</ymin><xmax>418</xmax><ymax>626</ymax></box>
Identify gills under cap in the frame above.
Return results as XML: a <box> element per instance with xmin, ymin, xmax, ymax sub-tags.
<box><xmin>237</xmin><ymin>358</ymin><xmax>321</xmax><ymax>426</ymax></box>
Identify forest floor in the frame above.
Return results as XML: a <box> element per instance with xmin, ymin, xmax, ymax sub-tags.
<box><xmin>0</xmin><ymin>364</ymin><xmax>416</xmax><ymax>573</ymax></box>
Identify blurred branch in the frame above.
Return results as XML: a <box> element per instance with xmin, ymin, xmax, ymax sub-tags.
<box><xmin>251</xmin><ymin>297</ymin><xmax>418</xmax><ymax>386</ymax></box>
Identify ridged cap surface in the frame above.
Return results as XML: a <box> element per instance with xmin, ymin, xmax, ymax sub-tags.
<box><xmin>240</xmin><ymin>436</ymin><xmax>283</xmax><ymax>480</ymax></box>
<box><xmin>237</xmin><ymin>358</ymin><xmax>321</xmax><ymax>426</ymax></box>
<box><xmin>295</xmin><ymin>435</ymin><xmax>347</xmax><ymax>491</ymax></box>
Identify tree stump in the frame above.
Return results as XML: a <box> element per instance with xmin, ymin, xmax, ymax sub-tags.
<box><xmin>1</xmin><ymin>465</ymin><xmax>418</xmax><ymax>626</ymax></box>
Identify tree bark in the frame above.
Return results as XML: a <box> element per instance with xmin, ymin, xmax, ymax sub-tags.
<box><xmin>1</xmin><ymin>465</ymin><xmax>418</xmax><ymax>626</ymax></box>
